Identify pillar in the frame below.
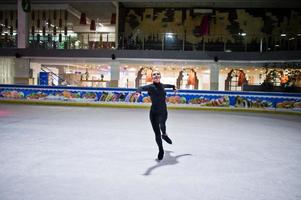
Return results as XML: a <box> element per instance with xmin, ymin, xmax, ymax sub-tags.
<box><xmin>14</xmin><ymin>58</ymin><xmax>30</xmax><ymax>84</ymax></box>
<box><xmin>110</xmin><ymin>60</ymin><xmax>120</xmax><ymax>87</ymax></box>
<box><xmin>113</xmin><ymin>1</ymin><xmax>119</xmax><ymax>49</ymax></box>
<box><xmin>17</xmin><ymin>0</ymin><xmax>29</xmax><ymax>48</ymax></box>
<box><xmin>29</xmin><ymin>62</ymin><xmax>41</xmax><ymax>85</ymax></box>
<box><xmin>210</xmin><ymin>63</ymin><xmax>219</xmax><ymax>91</ymax></box>
<box><xmin>58</xmin><ymin>66</ymin><xmax>65</xmax><ymax>85</ymax></box>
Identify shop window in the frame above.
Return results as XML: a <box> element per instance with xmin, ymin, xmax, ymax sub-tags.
<box><xmin>135</xmin><ymin>67</ymin><xmax>153</xmax><ymax>87</ymax></box>
<box><xmin>176</xmin><ymin>68</ymin><xmax>198</xmax><ymax>90</ymax></box>
<box><xmin>225</xmin><ymin>69</ymin><xmax>247</xmax><ymax>91</ymax></box>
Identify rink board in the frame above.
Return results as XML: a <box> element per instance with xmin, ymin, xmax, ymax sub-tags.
<box><xmin>0</xmin><ymin>84</ymin><xmax>300</xmax><ymax>112</ymax></box>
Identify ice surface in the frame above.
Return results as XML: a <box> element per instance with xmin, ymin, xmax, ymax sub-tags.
<box><xmin>0</xmin><ymin>104</ymin><xmax>301</xmax><ymax>200</ymax></box>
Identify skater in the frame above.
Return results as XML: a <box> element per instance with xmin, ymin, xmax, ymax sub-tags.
<box><xmin>135</xmin><ymin>70</ymin><xmax>176</xmax><ymax>160</ymax></box>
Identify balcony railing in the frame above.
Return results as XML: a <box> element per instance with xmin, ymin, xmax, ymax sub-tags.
<box><xmin>0</xmin><ymin>34</ymin><xmax>17</xmax><ymax>48</ymax></box>
<box><xmin>1</xmin><ymin>32</ymin><xmax>301</xmax><ymax>52</ymax></box>
<box><xmin>118</xmin><ymin>32</ymin><xmax>301</xmax><ymax>52</ymax></box>
<box><xmin>27</xmin><ymin>32</ymin><xmax>115</xmax><ymax>49</ymax></box>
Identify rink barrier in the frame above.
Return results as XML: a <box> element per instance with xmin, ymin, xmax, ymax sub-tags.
<box><xmin>0</xmin><ymin>84</ymin><xmax>301</xmax><ymax>113</ymax></box>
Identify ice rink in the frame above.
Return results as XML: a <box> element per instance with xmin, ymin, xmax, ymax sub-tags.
<box><xmin>0</xmin><ymin>103</ymin><xmax>301</xmax><ymax>200</ymax></box>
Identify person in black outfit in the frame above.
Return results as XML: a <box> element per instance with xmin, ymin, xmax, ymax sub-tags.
<box><xmin>135</xmin><ymin>70</ymin><xmax>176</xmax><ymax>160</ymax></box>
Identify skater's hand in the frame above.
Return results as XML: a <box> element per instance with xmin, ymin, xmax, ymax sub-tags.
<box><xmin>173</xmin><ymin>89</ymin><xmax>177</xmax><ymax>95</ymax></box>
<box><xmin>134</xmin><ymin>92</ymin><xmax>141</xmax><ymax>98</ymax></box>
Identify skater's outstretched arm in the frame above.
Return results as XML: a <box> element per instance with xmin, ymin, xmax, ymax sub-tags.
<box><xmin>163</xmin><ymin>84</ymin><xmax>177</xmax><ymax>95</ymax></box>
<box><xmin>136</xmin><ymin>84</ymin><xmax>152</xmax><ymax>94</ymax></box>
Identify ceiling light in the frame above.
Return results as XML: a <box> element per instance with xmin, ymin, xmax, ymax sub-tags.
<box><xmin>166</xmin><ymin>33</ymin><xmax>173</xmax><ymax>39</ymax></box>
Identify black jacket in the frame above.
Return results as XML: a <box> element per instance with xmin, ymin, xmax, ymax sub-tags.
<box><xmin>137</xmin><ymin>82</ymin><xmax>176</xmax><ymax>113</ymax></box>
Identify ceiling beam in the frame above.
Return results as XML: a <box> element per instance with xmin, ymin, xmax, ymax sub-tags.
<box><xmin>0</xmin><ymin>0</ymin><xmax>300</xmax><ymax>8</ymax></box>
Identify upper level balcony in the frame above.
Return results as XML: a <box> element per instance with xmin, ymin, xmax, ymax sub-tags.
<box><xmin>1</xmin><ymin>32</ymin><xmax>301</xmax><ymax>52</ymax></box>
<box><xmin>1</xmin><ymin>3</ymin><xmax>301</xmax><ymax>53</ymax></box>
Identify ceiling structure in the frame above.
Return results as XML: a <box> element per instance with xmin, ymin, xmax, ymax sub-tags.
<box><xmin>0</xmin><ymin>0</ymin><xmax>300</xmax><ymax>25</ymax></box>
<box><xmin>0</xmin><ymin>0</ymin><xmax>301</xmax><ymax>8</ymax></box>
<box><xmin>0</xmin><ymin>0</ymin><xmax>300</xmax><ymax>35</ymax></box>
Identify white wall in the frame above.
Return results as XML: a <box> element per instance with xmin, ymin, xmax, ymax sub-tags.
<box><xmin>0</xmin><ymin>57</ymin><xmax>15</xmax><ymax>84</ymax></box>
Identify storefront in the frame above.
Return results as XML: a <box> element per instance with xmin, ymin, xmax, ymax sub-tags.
<box><xmin>219</xmin><ymin>63</ymin><xmax>301</xmax><ymax>92</ymax></box>
<box><xmin>219</xmin><ymin>64</ymin><xmax>266</xmax><ymax>91</ymax></box>
<box><xmin>118</xmin><ymin>61</ymin><xmax>210</xmax><ymax>90</ymax></box>
<box><xmin>28</xmin><ymin>59</ymin><xmax>212</xmax><ymax>90</ymax></box>
<box><xmin>1</xmin><ymin>57</ymin><xmax>300</xmax><ymax>92</ymax></box>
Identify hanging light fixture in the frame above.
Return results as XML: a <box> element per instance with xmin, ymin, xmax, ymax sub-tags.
<box><xmin>90</xmin><ymin>19</ymin><xmax>96</xmax><ymax>31</ymax></box>
<box><xmin>31</xmin><ymin>10</ymin><xmax>35</xmax><ymax>21</ymax></box>
<box><xmin>42</xmin><ymin>10</ymin><xmax>46</xmax><ymax>21</ymax></box>
<box><xmin>111</xmin><ymin>13</ymin><xmax>116</xmax><ymax>25</ymax></box>
<box><xmin>47</xmin><ymin>33</ymin><xmax>51</xmax><ymax>42</ymax></box>
<box><xmin>59</xmin><ymin>10</ymin><xmax>62</xmax><ymax>42</ymax></box>
<box><xmin>37</xmin><ymin>10</ymin><xmax>40</xmax><ymax>28</ymax></box>
<box><xmin>0</xmin><ymin>11</ymin><xmax>2</xmax><ymax>34</ymax></box>
<box><xmin>64</xmin><ymin>10</ymin><xmax>68</xmax><ymax>35</ymax></box>
<box><xmin>9</xmin><ymin>10</ymin><xmax>13</xmax><ymax>35</ymax></box>
<box><xmin>37</xmin><ymin>33</ymin><xmax>40</xmax><ymax>42</ymax></box>
<box><xmin>47</xmin><ymin>10</ymin><xmax>51</xmax><ymax>28</ymax></box>
<box><xmin>64</xmin><ymin>10</ymin><xmax>68</xmax><ymax>21</ymax></box>
<box><xmin>53</xmin><ymin>10</ymin><xmax>57</xmax><ymax>35</ymax></box>
<box><xmin>42</xmin><ymin>26</ymin><xmax>46</xmax><ymax>36</ymax></box>
<box><xmin>31</xmin><ymin>26</ymin><xmax>35</xmax><ymax>36</ymax></box>
<box><xmin>64</xmin><ymin>26</ymin><xmax>67</xmax><ymax>35</ymax></box>
<box><xmin>80</xmin><ymin>13</ymin><xmax>86</xmax><ymax>25</ymax></box>
<box><xmin>53</xmin><ymin>10</ymin><xmax>57</xmax><ymax>21</ymax></box>
<box><xmin>59</xmin><ymin>10</ymin><xmax>62</xmax><ymax>28</ymax></box>
<box><xmin>4</xmin><ymin>11</ymin><xmax>8</xmax><ymax>28</ymax></box>
<box><xmin>31</xmin><ymin>10</ymin><xmax>35</xmax><ymax>38</ymax></box>
<box><xmin>10</xmin><ymin>26</ymin><xmax>13</xmax><ymax>36</ymax></box>
<box><xmin>10</xmin><ymin>10</ymin><xmax>13</xmax><ymax>21</ymax></box>
<box><xmin>42</xmin><ymin>10</ymin><xmax>46</xmax><ymax>36</ymax></box>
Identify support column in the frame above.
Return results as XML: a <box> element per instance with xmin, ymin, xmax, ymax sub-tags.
<box><xmin>110</xmin><ymin>60</ymin><xmax>120</xmax><ymax>87</ymax></box>
<box><xmin>58</xmin><ymin>66</ymin><xmax>65</xmax><ymax>85</ymax></box>
<box><xmin>113</xmin><ymin>1</ymin><xmax>119</xmax><ymax>49</ymax></box>
<box><xmin>14</xmin><ymin>58</ymin><xmax>30</xmax><ymax>84</ymax></box>
<box><xmin>210</xmin><ymin>63</ymin><xmax>219</xmax><ymax>91</ymax></box>
<box><xmin>17</xmin><ymin>0</ymin><xmax>29</xmax><ymax>48</ymax></box>
<box><xmin>29</xmin><ymin>62</ymin><xmax>41</xmax><ymax>85</ymax></box>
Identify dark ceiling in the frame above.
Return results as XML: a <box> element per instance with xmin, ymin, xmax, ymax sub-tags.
<box><xmin>0</xmin><ymin>0</ymin><xmax>301</xmax><ymax>8</ymax></box>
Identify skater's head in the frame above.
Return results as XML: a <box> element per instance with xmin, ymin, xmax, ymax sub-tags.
<box><xmin>152</xmin><ymin>70</ymin><xmax>161</xmax><ymax>83</ymax></box>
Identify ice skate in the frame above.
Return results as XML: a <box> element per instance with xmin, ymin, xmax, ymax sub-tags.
<box><xmin>162</xmin><ymin>134</ymin><xmax>172</xmax><ymax>144</ymax></box>
<box><xmin>157</xmin><ymin>149</ymin><xmax>164</xmax><ymax>160</ymax></box>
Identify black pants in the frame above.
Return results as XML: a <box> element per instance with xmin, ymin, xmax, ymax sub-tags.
<box><xmin>149</xmin><ymin>110</ymin><xmax>168</xmax><ymax>151</ymax></box>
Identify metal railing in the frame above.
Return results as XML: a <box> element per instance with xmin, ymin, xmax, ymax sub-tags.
<box><xmin>0</xmin><ymin>34</ymin><xmax>17</xmax><ymax>48</ymax></box>
<box><xmin>118</xmin><ymin>32</ymin><xmax>301</xmax><ymax>52</ymax></box>
<box><xmin>27</xmin><ymin>32</ymin><xmax>115</xmax><ymax>50</ymax></box>
<box><xmin>41</xmin><ymin>66</ymin><xmax>69</xmax><ymax>86</ymax></box>
<box><xmin>1</xmin><ymin>32</ymin><xmax>301</xmax><ymax>52</ymax></box>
